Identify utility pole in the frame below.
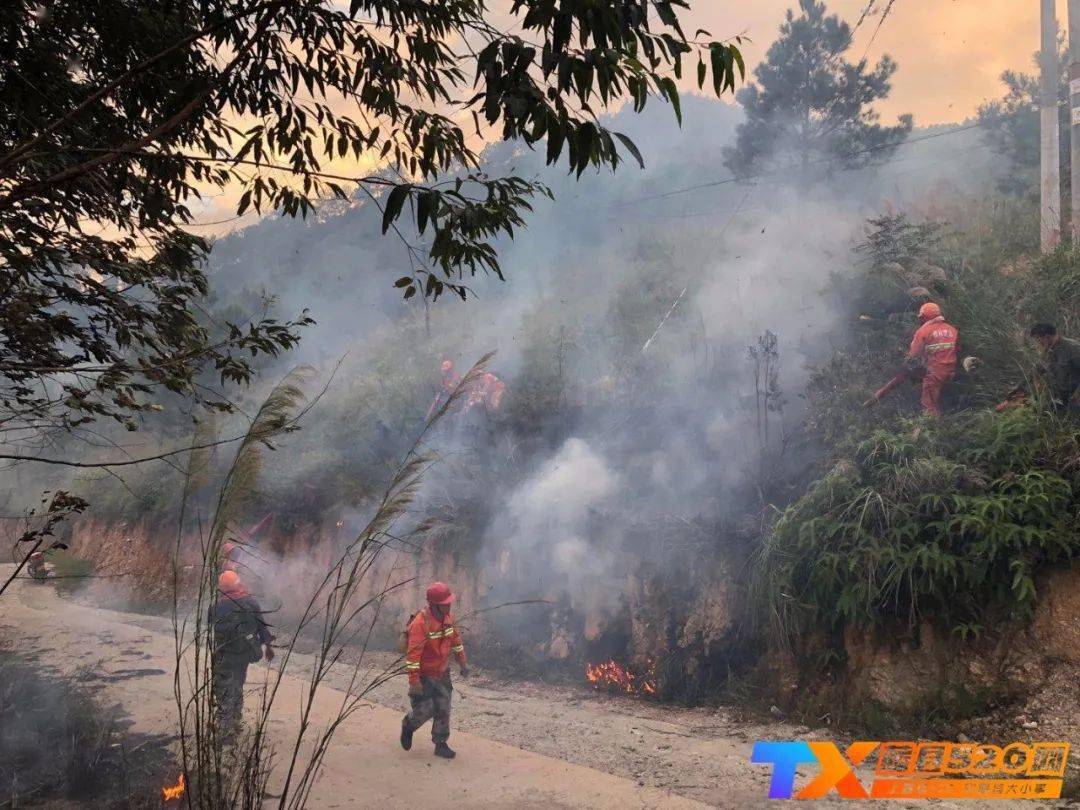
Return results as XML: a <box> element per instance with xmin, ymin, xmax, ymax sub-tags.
<box><xmin>1042</xmin><ymin>0</ymin><xmax>1061</xmax><ymax>252</ymax></box>
<box><xmin>1070</xmin><ymin>0</ymin><xmax>1080</xmax><ymax>241</ymax></box>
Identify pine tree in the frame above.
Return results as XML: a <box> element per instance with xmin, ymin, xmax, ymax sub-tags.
<box><xmin>977</xmin><ymin>50</ymin><xmax>1071</xmax><ymax>201</ymax></box>
<box><xmin>723</xmin><ymin>0</ymin><xmax>912</xmax><ymax>184</ymax></box>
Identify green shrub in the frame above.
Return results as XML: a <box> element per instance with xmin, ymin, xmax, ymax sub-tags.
<box><xmin>1025</xmin><ymin>246</ymin><xmax>1080</xmax><ymax>335</ymax></box>
<box><xmin>754</xmin><ymin>408</ymin><xmax>1080</xmax><ymax>645</ymax></box>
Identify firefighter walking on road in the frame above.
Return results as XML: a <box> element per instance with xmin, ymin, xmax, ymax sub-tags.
<box><xmin>400</xmin><ymin>581</ymin><xmax>469</xmax><ymax>759</ymax></box>
<box><xmin>907</xmin><ymin>302</ymin><xmax>958</xmax><ymax>416</ymax></box>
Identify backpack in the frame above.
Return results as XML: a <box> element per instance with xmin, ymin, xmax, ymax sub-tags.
<box><xmin>215</xmin><ymin>598</ymin><xmax>266</xmax><ymax>663</ymax></box>
<box><xmin>396</xmin><ymin>610</ymin><xmax>420</xmax><ymax>655</ymax></box>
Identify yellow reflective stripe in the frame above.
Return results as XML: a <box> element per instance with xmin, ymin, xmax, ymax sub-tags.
<box><xmin>404</xmin><ymin>662</ymin><xmax>420</xmax><ymax>669</ymax></box>
<box><xmin>450</xmin><ymin>645</ymin><xmax>464</xmax><ymax>653</ymax></box>
<box><xmin>426</xmin><ymin>627</ymin><xmax>454</xmax><ymax>638</ymax></box>
<box><xmin>926</xmin><ymin>342</ymin><xmax>955</xmax><ymax>350</ymax></box>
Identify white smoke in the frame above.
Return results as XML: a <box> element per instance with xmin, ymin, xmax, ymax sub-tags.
<box><xmin>500</xmin><ymin>437</ymin><xmax>617</xmax><ymax>581</ymax></box>
<box><xmin>1</xmin><ymin>92</ymin><xmax>1003</xmax><ymax>652</ymax></box>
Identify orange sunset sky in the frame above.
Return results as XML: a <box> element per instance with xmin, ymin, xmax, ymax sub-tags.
<box><xmin>689</xmin><ymin>0</ymin><xmax>1061</xmax><ymax>125</ymax></box>
<box><xmin>190</xmin><ymin>1</ymin><xmax>1063</xmax><ymax>229</ymax></box>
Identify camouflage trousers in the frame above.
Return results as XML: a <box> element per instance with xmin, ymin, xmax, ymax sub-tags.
<box><xmin>212</xmin><ymin>656</ymin><xmax>249</xmax><ymax>733</ymax></box>
<box><xmin>403</xmin><ymin>672</ymin><xmax>453</xmax><ymax>744</ymax></box>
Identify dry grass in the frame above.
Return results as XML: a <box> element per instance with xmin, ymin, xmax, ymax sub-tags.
<box><xmin>65</xmin><ymin>515</ymin><xmax>420</xmax><ymax>645</ymax></box>
<box><xmin>68</xmin><ymin>520</ymin><xmax>197</xmax><ymax>612</ymax></box>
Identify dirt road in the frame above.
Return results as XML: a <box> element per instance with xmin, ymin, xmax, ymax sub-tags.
<box><xmin>0</xmin><ymin>567</ymin><xmax>1032</xmax><ymax>808</ymax></box>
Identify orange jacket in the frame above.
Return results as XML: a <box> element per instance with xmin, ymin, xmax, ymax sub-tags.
<box><xmin>908</xmin><ymin>316</ymin><xmax>958</xmax><ymax>371</ymax></box>
<box><xmin>405</xmin><ymin>607</ymin><xmax>466</xmax><ymax>685</ymax></box>
<box><xmin>483</xmin><ymin>374</ymin><xmax>506</xmax><ymax>412</ymax></box>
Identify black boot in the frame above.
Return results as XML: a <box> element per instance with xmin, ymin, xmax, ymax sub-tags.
<box><xmin>434</xmin><ymin>742</ymin><xmax>456</xmax><ymax>759</ymax></box>
<box><xmin>400</xmin><ymin>718</ymin><xmax>413</xmax><ymax>751</ymax></box>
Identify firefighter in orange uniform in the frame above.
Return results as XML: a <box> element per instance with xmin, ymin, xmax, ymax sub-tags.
<box><xmin>400</xmin><ymin>582</ymin><xmax>469</xmax><ymax>759</ymax></box>
<box><xmin>907</xmin><ymin>301</ymin><xmax>958</xmax><ymax>416</ymax></box>
<box><xmin>211</xmin><ymin>571</ymin><xmax>274</xmax><ymax>733</ymax></box>
<box><xmin>426</xmin><ymin>361</ymin><xmax>461</xmax><ymax>421</ymax></box>
<box><xmin>480</xmin><ymin>372</ymin><xmax>506</xmax><ymax>413</ymax></box>
<box><xmin>27</xmin><ymin>551</ymin><xmax>50</xmax><ymax>581</ymax></box>
<box><xmin>462</xmin><ymin>371</ymin><xmax>506</xmax><ymax>416</ymax></box>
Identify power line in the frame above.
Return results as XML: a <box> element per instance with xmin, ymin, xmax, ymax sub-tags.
<box><xmin>185</xmin><ymin>213</ymin><xmax>248</xmax><ymax>227</ymax></box>
<box><xmin>614</xmin><ymin>139</ymin><xmax>985</xmax><ymax>222</ymax></box>
<box><xmin>862</xmin><ymin>0</ymin><xmax>900</xmax><ymax>59</ymax></box>
<box><xmin>607</xmin><ymin>121</ymin><xmax>984</xmax><ymax>209</ymax></box>
<box><xmin>853</xmin><ymin>1</ymin><xmax>879</xmax><ymax>33</ymax></box>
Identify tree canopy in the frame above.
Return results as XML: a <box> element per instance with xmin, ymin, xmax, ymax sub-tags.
<box><xmin>977</xmin><ymin>52</ymin><xmax>1070</xmax><ymax>202</ymax></box>
<box><xmin>0</xmin><ymin>0</ymin><xmax>743</xmax><ymax>463</ymax></box>
<box><xmin>723</xmin><ymin>0</ymin><xmax>911</xmax><ymax>183</ymax></box>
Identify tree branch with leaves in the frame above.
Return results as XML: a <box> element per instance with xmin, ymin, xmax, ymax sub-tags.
<box><xmin>1</xmin><ymin>0</ymin><xmax>742</xmax><ymax>465</ymax></box>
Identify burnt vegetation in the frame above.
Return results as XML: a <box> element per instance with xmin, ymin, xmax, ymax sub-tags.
<box><xmin>0</xmin><ymin>650</ymin><xmax>175</xmax><ymax>807</ymax></box>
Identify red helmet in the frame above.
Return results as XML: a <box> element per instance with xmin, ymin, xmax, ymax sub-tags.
<box><xmin>918</xmin><ymin>302</ymin><xmax>942</xmax><ymax>322</ymax></box>
<box><xmin>218</xmin><ymin>571</ymin><xmax>244</xmax><ymax>595</ymax></box>
<box><xmin>426</xmin><ymin>581</ymin><xmax>455</xmax><ymax>605</ymax></box>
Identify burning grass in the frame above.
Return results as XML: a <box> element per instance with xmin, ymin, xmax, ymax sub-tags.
<box><xmin>161</xmin><ymin>773</ymin><xmax>186</xmax><ymax>802</ymax></box>
<box><xmin>585</xmin><ymin>658</ymin><xmax>657</xmax><ymax>696</ymax></box>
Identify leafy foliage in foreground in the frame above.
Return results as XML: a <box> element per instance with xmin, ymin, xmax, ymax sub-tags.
<box><xmin>0</xmin><ymin>0</ymin><xmax>743</xmax><ymax>462</ymax></box>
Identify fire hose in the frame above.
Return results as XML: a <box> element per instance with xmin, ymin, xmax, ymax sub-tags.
<box><xmin>863</xmin><ymin>364</ymin><xmax>925</xmax><ymax>407</ymax></box>
<box><xmin>995</xmin><ymin>384</ymin><xmax>1027</xmax><ymax>412</ymax></box>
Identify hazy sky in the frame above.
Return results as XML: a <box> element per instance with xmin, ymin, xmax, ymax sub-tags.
<box><xmin>693</xmin><ymin>0</ymin><xmax>1062</xmax><ymax>126</ymax></box>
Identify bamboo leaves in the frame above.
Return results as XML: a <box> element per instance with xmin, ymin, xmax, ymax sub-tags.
<box><xmin>756</xmin><ymin>408</ymin><xmax>1080</xmax><ymax>643</ymax></box>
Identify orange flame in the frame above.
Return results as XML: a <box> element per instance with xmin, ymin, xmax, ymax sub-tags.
<box><xmin>162</xmin><ymin>773</ymin><xmax>185</xmax><ymax>801</ymax></box>
<box><xmin>585</xmin><ymin>659</ymin><xmax>657</xmax><ymax>695</ymax></box>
